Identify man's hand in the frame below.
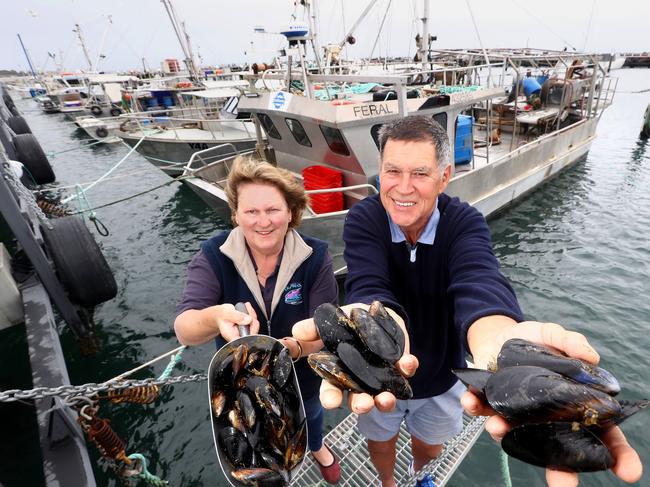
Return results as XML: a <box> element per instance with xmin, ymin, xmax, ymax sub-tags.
<box><xmin>463</xmin><ymin>319</ymin><xmax>643</xmax><ymax>486</ymax></box>
<box><xmin>292</xmin><ymin>303</ymin><xmax>419</xmax><ymax>414</ymax></box>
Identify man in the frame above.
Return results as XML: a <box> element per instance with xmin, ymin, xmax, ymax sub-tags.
<box><xmin>293</xmin><ymin>116</ymin><xmax>642</xmax><ymax>487</ymax></box>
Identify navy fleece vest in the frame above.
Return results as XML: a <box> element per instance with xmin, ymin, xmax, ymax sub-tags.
<box><xmin>202</xmin><ymin>230</ymin><xmax>328</xmax><ymax>400</ymax></box>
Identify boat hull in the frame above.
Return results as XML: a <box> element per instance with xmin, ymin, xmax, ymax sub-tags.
<box><xmin>119</xmin><ymin>136</ymin><xmax>258</xmax><ymax>177</ymax></box>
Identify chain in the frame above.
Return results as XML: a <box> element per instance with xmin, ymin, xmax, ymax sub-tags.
<box><xmin>2</xmin><ymin>162</ymin><xmax>53</xmax><ymax>229</ymax></box>
<box><xmin>0</xmin><ymin>373</ymin><xmax>207</xmax><ymax>403</ymax></box>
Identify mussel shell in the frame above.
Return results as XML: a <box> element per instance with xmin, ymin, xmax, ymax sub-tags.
<box><xmin>313</xmin><ymin>303</ymin><xmax>360</xmax><ymax>353</ymax></box>
<box><xmin>272</xmin><ymin>347</ymin><xmax>292</xmax><ymax>389</ymax></box>
<box><xmin>350</xmin><ymin>307</ymin><xmax>403</xmax><ymax>364</ymax></box>
<box><xmin>231</xmin><ymin>467</ymin><xmax>287</xmax><ymax>486</ymax></box>
<box><xmin>485</xmin><ymin>366</ymin><xmax>622</xmax><ymax>427</ymax></box>
<box><xmin>211</xmin><ymin>390</ymin><xmax>228</xmax><ymax>418</ymax></box>
<box><xmin>218</xmin><ymin>426</ymin><xmax>253</xmax><ymax>469</ymax></box>
<box><xmin>245</xmin><ymin>376</ymin><xmax>283</xmax><ymax>419</ymax></box>
<box><xmin>236</xmin><ymin>390</ymin><xmax>257</xmax><ymax>430</ymax></box>
<box><xmin>368</xmin><ymin>301</ymin><xmax>405</xmax><ymax>361</ymax></box>
<box><xmin>497</xmin><ymin>338</ymin><xmax>620</xmax><ymax>395</ymax></box>
<box><xmin>337</xmin><ymin>342</ymin><xmax>413</xmax><ymax>399</ymax></box>
<box><xmin>502</xmin><ymin>422</ymin><xmax>614</xmax><ymax>472</ymax></box>
<box><xmin>307</xmin><ymin>351</ymin><xmax>366</xmax><ymax>393</ymax></box>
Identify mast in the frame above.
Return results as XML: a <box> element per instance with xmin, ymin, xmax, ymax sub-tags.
<box><xmin>160</xmin><ymin>0</ymin><xmax>203</xmax><ymax>84</ymax></box>
<box><xmin>73</xmin><ymin>23</ymin><xmax>94</xmax><ymax>71</ymax></box>
<box><xmin>94</xmin><ymin>15</ymin><xmax>113</xmax><ymax>72</ymax></box>
<box><xmin>16</xmin><ymin>34</ymin><xmax>39</xmax><ymax>80</ymax></box>
<box><xmin>419</xmin><ymin>0</ymin><xmax>430</xmax><ymax>66</ymax></box>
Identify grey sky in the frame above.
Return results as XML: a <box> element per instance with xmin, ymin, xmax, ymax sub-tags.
<box><xmin>3</xmin><ymin>0</ymin><xmax>648</xmax><ymax>73</ymax></box>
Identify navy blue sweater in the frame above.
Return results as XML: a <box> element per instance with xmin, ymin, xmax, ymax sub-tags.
<box><xmin>344</xmin><ymin>193</ymin><xmax>523</xmax><ymax>399</ymax></box>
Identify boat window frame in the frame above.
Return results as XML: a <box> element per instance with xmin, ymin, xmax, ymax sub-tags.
<box><xmin>319</xmin><ymin>124</ymin><xmax>351</xmax><ymax>156</ymax></box>
<box><xmin>256</xmin><ymin>112</ymin><xmax>282</xmax><ymax>139</ymax></box>
<box><xmin>285</xmin><ymin>118</ymin><xmax>312</xmax><ymax>147</ymax></box>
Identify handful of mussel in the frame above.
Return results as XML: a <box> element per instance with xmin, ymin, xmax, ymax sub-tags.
<box><xmin>209</xmin><ymin>337</ymin><xmax>306</xmax><ymax>486</ymax></box>
<box><xmin>454</xmin><ymin>338</ymin><xmax>648</xmax><ymax>473</ymax></box>
<box><xmin>308</xmin><ymin>301</ymin><xmax>413</xmax><ymax>399</ymax></box>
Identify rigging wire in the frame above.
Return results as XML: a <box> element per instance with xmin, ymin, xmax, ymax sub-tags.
<box><xmin>510</xmin><ymin>0</ymin><xmax>579</xmax><ymax>51</ymax></box>
<box><xmin>464</xmin><ymin>0</ymin><xmax>492</xmax><ymax>84</ymax></box>
<box><xmin>369</xmin><ymin>0</ymin><xmax>393</xmax><ymax>61</ymax></box>
<box><xmin>582</xmin><ymin>0</ymin><xmax>597</xmax><ymax>52</ymax></box>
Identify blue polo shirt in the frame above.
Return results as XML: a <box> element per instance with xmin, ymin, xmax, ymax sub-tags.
<box><xmin>388</xmin><ymin>198</ymin><xmax>439</xmax><ymax>263</ymax></box>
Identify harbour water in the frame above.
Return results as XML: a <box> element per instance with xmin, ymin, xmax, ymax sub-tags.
<box><xmin>1</xmin><ymin>68</ymin><xmax>649</xmax><ymax>486</ymax></box>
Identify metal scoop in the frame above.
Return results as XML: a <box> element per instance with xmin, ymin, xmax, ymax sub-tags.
<box><xmin>208</xmin><ymin>303</ymin><xmax>307</xmax><ymax>486</ymax></box>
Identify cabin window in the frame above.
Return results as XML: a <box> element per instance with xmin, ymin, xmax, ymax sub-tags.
<box><xmin>432</xmin><ymin>113</ymin><xmax>448</xmax><ymax>132</ymax></box>
<box><xmin>285</xmin><ymin>118</ymin><xmax>312</xmax><ymax>147</ymax></box>
<box><xmin>370</xmin><ymin>124</ymin><xmax>383</xmax><ymax>150</ymax></box>
<box><xmin>319</xmin><ymin>125</ymin><xmax>350</xmax><ymax>156</ymax></box>
<box><xmin>257</xmin><ymin>113</ymin><xmax>281</xmax><ymax>139</ymax></box>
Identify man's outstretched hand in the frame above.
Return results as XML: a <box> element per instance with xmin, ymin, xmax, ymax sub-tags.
<box><xmin>292</xmin><ymin>303</ymin><xmax>419</xmax><ymax>413</ymax></box>
<box><xmin>463</xmin><ymin>319</ymin><xmax>643</xmax><ymax>487</ymax></box>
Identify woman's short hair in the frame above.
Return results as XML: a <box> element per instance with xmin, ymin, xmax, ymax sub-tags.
<box><xmin>225</xmin><ymin>156</ymin><xmax>307</xmax><ymax>228</ymax></box>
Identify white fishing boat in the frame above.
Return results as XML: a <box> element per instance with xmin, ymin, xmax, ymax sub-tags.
<box><xmin>180</xmin><ymin>45</ymin><xmax>616</xmax><ymax>273</ymax></box>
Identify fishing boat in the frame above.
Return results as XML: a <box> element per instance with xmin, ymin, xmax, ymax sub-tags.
<box><xmin>180</xmin><ymin>43</ymin><xmax>616</xmax><ymax>273</ymax></box>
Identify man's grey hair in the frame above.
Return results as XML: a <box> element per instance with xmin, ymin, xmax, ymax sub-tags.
<box><xmin>378</xmin><ymin>115</ymin><xmax>451</xmax><ymax>172</ymax></box>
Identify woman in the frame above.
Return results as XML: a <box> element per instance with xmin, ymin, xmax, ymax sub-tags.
<box><xmin>174</xmin><ymin>156</ymin><xmax>341</xmax><ymax>484</ymax></box>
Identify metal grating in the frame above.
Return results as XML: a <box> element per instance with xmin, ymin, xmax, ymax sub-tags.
<box><xmin>292</xmin><ymin>412</ymin><xmax>486</xmax><ymax>486</ymax></box>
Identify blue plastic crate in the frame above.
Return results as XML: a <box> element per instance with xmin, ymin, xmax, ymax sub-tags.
<box><xmin>455</xmin><ymin>115</ymin><xmax>474</xmax><ymax>165</ymax></box>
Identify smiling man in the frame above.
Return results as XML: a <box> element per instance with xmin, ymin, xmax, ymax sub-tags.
<box><xmin>342</xmin><ymin>115</ymin><xmax>524</xmax><ymax>487</ymax></box>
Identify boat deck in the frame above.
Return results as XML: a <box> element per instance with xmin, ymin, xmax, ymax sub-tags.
<box><xmin>293</xmin><ymin>412</ymin><xmax>485</xmax><ymax>486</ymax></box>
<box><xmin>126</xmin><ymin>126</ymin><xmax>254</xmax><ymax>142</ymax></box>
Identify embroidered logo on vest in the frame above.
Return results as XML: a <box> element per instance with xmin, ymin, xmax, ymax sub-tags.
<box><xmin>284</xmin><ymin>282</ymin><xmax>303</xmax><ymax>305</ymax></box>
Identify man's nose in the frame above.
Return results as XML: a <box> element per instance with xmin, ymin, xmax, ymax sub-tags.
<box><xmin>397</xmin><ymin>172</ymin><xmax>413</xmax><ymax>192</ymax></box>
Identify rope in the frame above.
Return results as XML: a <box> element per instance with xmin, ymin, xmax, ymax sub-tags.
<box><xmin>500</xmin><ymin>449</ymin><xmax>512</xmax><ymax>487</ymax></box>
<box><xmin>104</xmin><ymin>345</ymin><xmax>187</xmax><ymax>385</ymax></box>
<box><xmin>157</xmin><ymin>346</ymin><xmax>186</xmax><ymax>381</ymax></box>
<box><xmin>61</xmin><ymin>133</ymin><xmax>147</xmax><ymax>204</ymax></box>
<box><xmin>47</xmin><ymin>138</ymin><xmax>107</xmax><ymax>158</ymax></box>
<box><xmin>126</xmin><ymin>453</ymin><xmax>168</xmax><ymax>486</ymax></box>
<box><xmin>69</xmin><ymin>175</ymin><xmax>187</xmax><ymax>216</ymax></box>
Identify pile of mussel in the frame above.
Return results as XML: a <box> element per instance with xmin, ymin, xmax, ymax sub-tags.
<box><xmin>209</xmin><ymin>337</ymin><xmax>306</xmax><ymax>486</ymax></box>
<box><xmin>454</xmin><ymin>338</ymin><xmax>648</xmax><ymax>472</ymax></box>
<box><xmin>308</xmin><ymin>301</ymin><xmax>413</xmax><ymax>399</ymax></box>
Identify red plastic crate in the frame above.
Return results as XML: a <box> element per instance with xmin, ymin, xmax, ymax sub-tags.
<box><xmin>303</xmin><ymin>165</ymin><xmax>343</xmax><ymax>214</ymax></box>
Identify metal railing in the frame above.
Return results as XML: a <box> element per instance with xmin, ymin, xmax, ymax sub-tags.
<box><xmin>304</xmin><ymin>183</ymin><xmax>379</xmax><ymax>218</ymax></box>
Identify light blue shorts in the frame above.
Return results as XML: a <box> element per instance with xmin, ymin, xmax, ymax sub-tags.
<box><xmin>357</xmin><ymin>381</ymin><xmax>466</xmax><ymax>445</ymax></box>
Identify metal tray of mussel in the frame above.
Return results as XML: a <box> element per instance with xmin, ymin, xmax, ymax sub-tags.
<box><xmin>208</xmin><ymin>334</ymin><xmax>307</xmax><ymax>487</ymax></box>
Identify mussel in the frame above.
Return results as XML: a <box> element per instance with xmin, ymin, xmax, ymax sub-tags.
<box><xmin>231</xmin><ymin>467</ymin><xmax>285</xmax><ymax>486</ymax></box>
<box><xmin>453</xmin><ymin>365</ymin><xmax>637</xmax><ymax>427</ymax></box>
<box><xmin>218</xmin><ymin>427</ymin><xmax>253</xmax><ymax>469</ymax></box>
<box><xmin>496</xmin><ymin>338</ymin><xmax>620</xmax><ymax>395</ymax></box>
<box><xmin>309</xmin><ymin>302</ymin><xmax>412</xmax><ymax>399</ymax></box>
<box><xmin>502</xmin><ymin>422</ymin><xmax>614</xmax><ymax>472</ymax></box>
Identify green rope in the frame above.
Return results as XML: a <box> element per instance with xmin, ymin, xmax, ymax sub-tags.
<box><xmin>500</xmin><ymin>449</ymin><xmax>512</xmax><ymax>487</ymax></box>
<box><xmin>157</xmin><ymin>346</ymin><xmax>186</xmax><ymax>381</ymax></box>
<box><xmin>126</xmin><ymin>453</ymin><xmax>168</xmax><ymax>486</ymax></box>
<box><xmin>47</xmin><ymin>138</ymin><xmax>107</xmax><ymax>158</ymax></box>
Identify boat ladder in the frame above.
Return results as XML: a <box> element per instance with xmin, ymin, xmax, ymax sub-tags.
<box><xmin>292</xmin><ymin>412</ymin><xmax>486</xmax><ymax>486</ymax></box>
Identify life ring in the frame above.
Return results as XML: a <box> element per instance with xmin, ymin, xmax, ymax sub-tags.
<box><xmin>90</xmin><ymin>105</ymin><xmax>103</xmax><ymax>116</ymax></box>
<box><xmin>12</xmin><ymin>133</ymin><xmax>55</xmax><ymax>184</ymax></box>
<box><xmin>109</xmin><ymin>107</ymin><xmax>122</xmax><ymax>117</ymax></box>
<box><xmin>176</xmin><ymin>81</ymin><xmax>193</xmax><ymax>88</ymax></box>
<box><xmin>95</xmin><ymin>126</ymin><xmax>109</xmax><ymax>138</ymax></box>
<box><xmin>40</xmin><ymin>216</ymin><xmax>117</xmax><ymax>307</ymax></box>
<box><xmin>7</xmin><ymin>115</ymin><xmax>32</xmax><ymax>135</ymax></box>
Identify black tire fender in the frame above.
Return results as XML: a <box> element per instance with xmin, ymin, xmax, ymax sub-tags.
<box><xmin>12</xmin><ymin>133</ymin><xmax>55</xmax><ymax>184</ymax></box>
<box><xmin>95</xmin><ymin>126</ymin><xmax>109</xmax><ymax>138</ymax></box>
<box><xmin>109</xmin><ymin>107</ymin><xmax>122</xmax><ymax>117</ymax></box>
<box><xmin>90</xmin><ymin>105</ymin><xmax>103</xmax><ymax>116</ymax></box>
<box><xmin>0</xmin><ymin>122</ymin><xmax>17</xmax><ymax>159</ymax></box>
<box><xmin>7</xmin><ymin>115</ymin><xmax>32</xmax><ymax>134</ymax></box>
<box><xmin>41</xmin><ymin>216</ymin><xmax>118</xmax><ymax>307</ymax></box>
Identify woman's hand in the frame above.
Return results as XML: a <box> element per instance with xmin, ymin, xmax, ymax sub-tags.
<box><xmin>217</xmin><ymin>302</ymin><xmax>260</xmax><ymax>342</ymax></box>
<box><xmin>463</xmin><ymin>320</ymin><xmax>643</xmax><ymax>487</ymax></box>
<box><xmin>292</xmin><ymin>303</ymin><xmax>419</xmax><ymax>414</ymax></box>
